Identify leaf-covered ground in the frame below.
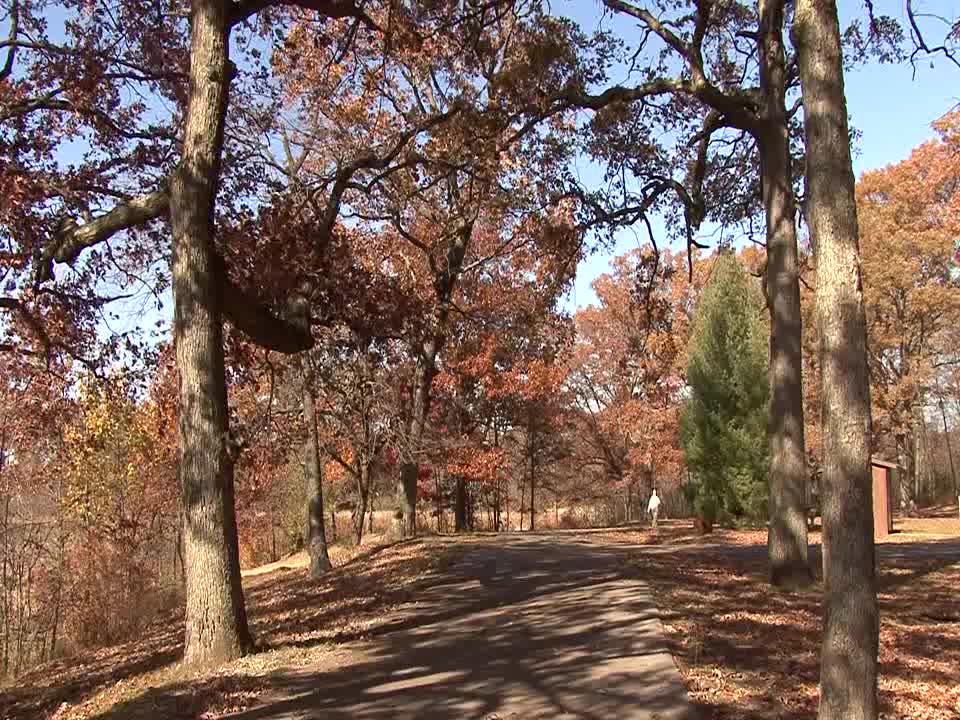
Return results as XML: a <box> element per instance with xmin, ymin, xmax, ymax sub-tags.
<box><xmin>588</xmin><ymin>521</ymin><xmax>960</xmax><ymax>719</ymax></box>
<box><xmin>1</xmin><ymin>538</ymin><xmax>455</xmax><ymax>720</ymax></box>
<box><xmin>4</xmin><ymin>521</ymin><xmax>957</xmax><ymax>720</ymax></box>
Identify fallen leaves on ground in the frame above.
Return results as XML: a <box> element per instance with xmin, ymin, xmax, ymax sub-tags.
<box><xmin>600</xmin><ymin>522</ymin><xmax>960</xmax><ymax>720</ymax></box>
<box><xmin>5</xmin><ymin>522</ymin><xmax>957</xmax><ymax>720</ymax></box>
<box><xmin>1</xmin><ymin>537</ymin><xmax>455</xmax><ymax>720</ymax></box>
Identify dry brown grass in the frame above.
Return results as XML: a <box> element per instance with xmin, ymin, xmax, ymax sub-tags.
<box><xmin>582</xmin><ymin>521</ymin><xmax>777</xmax><ymax>548</ymax></box>
<box><xmin>1</xmin><ymin>537</ymin><xmax>456</xmax><ymax>720</ymax></box>
<box><xmin>894</xmin><ymin>514</ymin><xmax>960</xmax><ymax>539</ymax></box>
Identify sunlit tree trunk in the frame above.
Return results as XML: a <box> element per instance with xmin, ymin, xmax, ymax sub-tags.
<box><xmin>758</xmin><ymin>0</ymin><xmax>813</xmax><ymax>588</ymax></box>
<box><xmin>170</xmin><ymin>0</ymin><xmax>251</xmax><ymax>667</ymax></box>
<box><xmin>794</xmin><ymin>1</ymin><xmax>879</xmax><ymax>716</ymax></box>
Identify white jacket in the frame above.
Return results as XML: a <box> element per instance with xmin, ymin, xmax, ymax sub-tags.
<box><xmin>647</xmin><ymin>493</ymin><xmax>661</xmax><ymax>513</ymax></box>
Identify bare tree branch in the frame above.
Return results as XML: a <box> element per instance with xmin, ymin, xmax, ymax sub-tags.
<box><xmin>35</xmin><ymin>188</ymin><xmax>170</xmax><ymax>283</ymax></box>
<box><xmin>905</xmin><ymin>0</ymin><xmax>960</xmax><ymax>71</ymax></box>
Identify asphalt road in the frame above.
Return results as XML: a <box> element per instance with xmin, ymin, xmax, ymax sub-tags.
<box><xmin>229</xmin><ymin>533</ymin><xmax>694</xmax><ymax>720</ymax></box>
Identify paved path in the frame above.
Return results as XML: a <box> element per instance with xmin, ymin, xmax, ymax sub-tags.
<box><xmin>230</xmin><ymin>534</ymin><xmax>694</xmax><ymax>720</ymax></box>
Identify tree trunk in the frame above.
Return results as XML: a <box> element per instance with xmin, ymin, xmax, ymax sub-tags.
<box><xmin>493</xmin><ymin>425</ymin><xmax>501</xmax><ymax>531</ymax></box>
<box><xmin>454</xmin><ymin>477</ymin><xmax>467</xmax><ymax>532</ymax></box>
<box><xmin>395</xmin><ymin>353</ymin><xmax>432</xmax><ymax>537</ymax></box>
<box><xmin>171</xmin><ymin>0</ymin><xmax>252</xmax><ymax>668</ymax></box>
<box><xmin>758</xmin><ymin>0</ymin><xmax>813</xmax><ymax>589</ymax></box>
<box><xmin>395</xmin><ymin>224</ymin><xmax>470</xmax><ymax>535</ymax></box>
<box><xmin>912</xmin><ymin>405</ymin><xmax>929</xmax><ymax>505</ymax></box>
<box><xmin>2</xmin><ymin>495</ymin><xmax>10</xmax><ymax>676</ymax></box>
<box><xmin>938</xmin><ymin>393</ymin><xmax>958</xmax><ymax>500</ymax></box>
<box><xmin>396</xmin><ymin>462</ymin><xmax>418</xmax><ymax>537</ymax></box>
<box><xmin>301</xmin><ymin>362</ymin><xmax>332</xmax><ymax>577</ymax></box>
<box><xmin>506</xmin><ymin>479</ymin><xmax>511</xmax><ymax>530</ymax></box>
<box><xmin>50</xmin><ymin>511</ymin><xmax>65</xmax><ymax>661</ymax></box>
<box><xmin>529</xmin><ymin>458</ymin><xmax>536</xmax><ymax>531</ymax></box>
<box><xmin>794</xmin><ymin>2</ymin><xmax>879</xmax><ymax>717</ymax></box>
<box><xmin>270</xmin><ymin>520</ymin><xmax>277</xmax><ymax>563</ymax></box>
<box><xmin>896</xmin><ymin>431</ymin><xmax>913</xmax><ymax>510</ymax></box>
<box><xmin>434</xmin><ymin>471</ymin><xmax>443</xmax><ymax>533</ymax></box>
<box><xmin>467</xmin><ymin>483</ymin><xmax>475</xmax><ymax>530</ymax></box>
<box><xmin>353</xmin><ymin>462</ymin><xmax>371</xmax><ymax>545</ymax></box>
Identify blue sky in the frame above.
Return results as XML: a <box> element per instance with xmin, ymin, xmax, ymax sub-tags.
<box><xmin>561</xmin><ymin>0</ymin><xmax>960</xmax><ymax>311</ymax></box>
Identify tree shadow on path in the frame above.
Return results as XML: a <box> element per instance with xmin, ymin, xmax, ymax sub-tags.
<box><xmin>92</xmin><ymin>535</ymin><xmax>695</xmax><ymax>720</ymax></box>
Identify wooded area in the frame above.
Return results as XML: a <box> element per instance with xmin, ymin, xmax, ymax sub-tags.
<box><xmin>1</xmin><ymin>0</ymin><xmax>958</xmax><ymax>717</ymax></box>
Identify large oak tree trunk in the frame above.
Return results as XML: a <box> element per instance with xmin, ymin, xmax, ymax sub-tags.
<box><xmin>171</xmin><ymin>0</ymin><xmax>252</xmax><ymax>668</ymax></box>
<box><xmin>301</xmin><ymin>361</ymin><xmax>332</xmax><ymax>577</ymax></box>
<box><xmin>794</xmin><ymin>1</ymin><xmax>879</xmax><ymax>717</ymax></box>
<box><xmin>758</xmin><ymin>0</ymin><xmax>813</xmax><ymax>589</ymax></box>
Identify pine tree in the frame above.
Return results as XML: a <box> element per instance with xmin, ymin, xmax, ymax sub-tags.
<box><xmin>681</xmin><ymin>252</ymin><xmax>770</xmax><ymax>524</ymax></box>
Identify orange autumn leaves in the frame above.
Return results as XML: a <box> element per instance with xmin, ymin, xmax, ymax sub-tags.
<box><xmin>857</xmin><ymin>110</ymin><xmax>960</xmax><ymax>446</ymax></box>
<box><xmin>568</xmin><ymin>248</ymin><xmax>706</xmax><ymax>491</ymax></box>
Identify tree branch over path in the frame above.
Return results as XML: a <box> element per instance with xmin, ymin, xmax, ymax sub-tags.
<box><xmin>229</xmin><ymin>0</ymin><xmax>378</xmax><ymax>30</ymax></box>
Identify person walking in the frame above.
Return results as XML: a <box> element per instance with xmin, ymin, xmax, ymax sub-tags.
<box><xmin>647</xmin><ymin>488</ymin><xmax>661</xmax><ymax>528</ymax></box>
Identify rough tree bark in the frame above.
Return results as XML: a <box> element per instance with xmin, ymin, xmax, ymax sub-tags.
<box><xmin>793</xmin><ymin>1</ymin><xmax>879</xmax><ymax>717</ymax></box>
<box><xmin>758</xmin><ymin>0</ymin><xmax>813</xmax><ymax>588</ymax></box>
<box><xmin>171</xmin><ymin>0</ymin><xmax>252</xmax><ymax>667</ymax></box>
<box><xmin>300</xmin><ymin>360</ymin><xmax>332</xmax><ymax>577</ymax></box>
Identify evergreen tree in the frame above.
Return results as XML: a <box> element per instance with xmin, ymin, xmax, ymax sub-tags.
<box><xmin>681</xmin><ymin>252</ymin><xmax>770</xmax><ymax>524</ymax></box>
